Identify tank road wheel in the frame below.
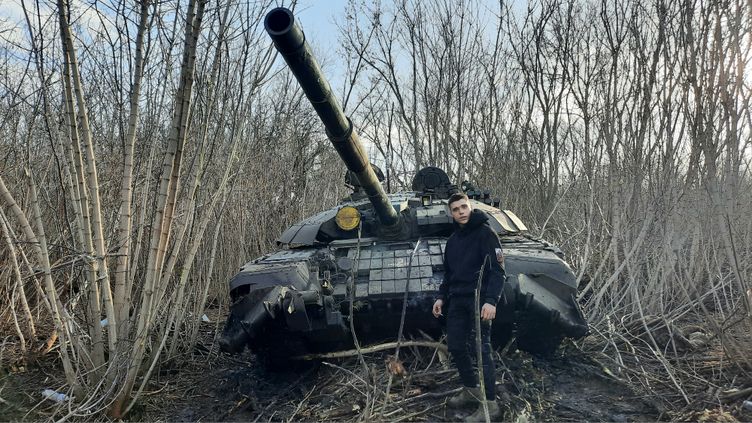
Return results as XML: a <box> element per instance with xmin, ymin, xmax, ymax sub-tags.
<box><xmin>514</xmin><ymin>313</ymin><xmax>563</xmax><ymax>357</ymax></box>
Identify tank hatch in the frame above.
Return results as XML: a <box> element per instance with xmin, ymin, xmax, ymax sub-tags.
<box><xmin>411</xmin><ymin>166</ymin><xmax>456</xmax><ymax>199</ymax></box>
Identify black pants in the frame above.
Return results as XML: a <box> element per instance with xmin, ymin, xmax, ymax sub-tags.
<box><xmin>446</xmin><ymin>296</ymin><xmax>496</xmax><ymax>400</ymax></box>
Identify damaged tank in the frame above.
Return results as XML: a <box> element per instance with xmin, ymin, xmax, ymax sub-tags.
<box><xmin>219</xmin><ymin>7</ymin><xmax>589</xmax><ymax>365</ymax></box>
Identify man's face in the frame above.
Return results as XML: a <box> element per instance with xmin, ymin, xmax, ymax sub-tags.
<box><xmin>449</xmin><ymin>198</ymin><xmax>472</xmax><ymax>225</ymax></box>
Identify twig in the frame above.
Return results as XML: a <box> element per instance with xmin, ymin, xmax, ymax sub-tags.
<box><xmin>347</xmin><ymin>222</ymin><xmax>373</xmax><ymax>420</ymax></box>
<box><xmin>251</xmin><ymin>367</ymin><xmax>314</xmax><ymax>422</ymax></box>
<box><xmin>381</xmin><ymin>239</ymin><xmax>423</xmax><ymax>419</ymax></box>
<box><xmin>286</xmin><ymin>383</ymin><xmax>317</xmax><ymax>422</ymax></box>
<box><xmin>219</xmin><ymin>395</ymin><xmax>256</xmax><ymax>421</ymax></box>
<box><xmin>475</xmin><ymin>255</ymin><xmax>490</xmax><ymax>423</ymax></box>
<box><xmin>251</xmin><ymin>398</ymin><xmax>277</xmax><ymax>423</ymax></box>
<box><xmin>720</xmin><ymin>386</ymin><xmax>752</xmax><ymax>402</ymax></box>
<box><xmin>320</xmin><ymin>362</ymin><xmax>369</xmax><ymax>396</ymax></box>
<box><xmin>391</xmin><ymin>404</ymin><xmax>434</xmax><ymax>422</ymax></box>
<box><xmin>410</xmin><ymin>368</ymin><xmax>456</xmax><ymax>379</ymax></box>
<box><xmin>295</xmin><ymin>341</ymin><xmax>448</xmax><ymax>360</ymax></box>
<box><xmin>633</xmin><ymin>284</ymin><xmax>690</xmax><ymax>404</ymax></box>
<box><xmin>390</xmin><ymin>386</ymin><xmax>463</xmax><ymax>407</ymax></box>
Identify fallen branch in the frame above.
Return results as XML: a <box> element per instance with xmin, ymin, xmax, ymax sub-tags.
<box><xmin>390</xmin><ymin>386</ymin><xmax>463</xmax><ymax>406</ymax></box>
<box><xmin>294</xmin><ymin>341</ymin><xmax>447</xmax><ymax>360</ymax></box>
<box><xmin>391</xmin><ymin>404</ymin><xmax>435</xmax><ymax>422</ymax></box>
<box><xmin>720</xmin><ymin>386</ymin><xmax>752</xmax><ymax>402</ymax></box>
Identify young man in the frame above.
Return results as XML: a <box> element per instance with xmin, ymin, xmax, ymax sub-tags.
<box><xmin>432</xmin><ymin>193</ymin><xmax>505</xmax><ymax>421</ymax></box>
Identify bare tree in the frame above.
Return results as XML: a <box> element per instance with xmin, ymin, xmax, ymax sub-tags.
<box><xmin>1</xmin><ymin>0</ymin><xmax>749</xmax><ymax>418</ymax></box>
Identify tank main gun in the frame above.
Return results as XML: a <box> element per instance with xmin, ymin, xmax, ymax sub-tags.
<box><xmin>264</xmin><ymin>7</ymin><xmax>400</xmax><ymax>229</ymax></box>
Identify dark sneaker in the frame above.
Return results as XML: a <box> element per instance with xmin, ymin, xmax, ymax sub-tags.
<box><xmin>447</xmin><ymin>387</ymin><xmax>482</xmax><ymax>408</ymax></box>
<box><xmin>464</xmin><ymin>400</ymin><xmax>501</xmax><ymax>422</ymax></box>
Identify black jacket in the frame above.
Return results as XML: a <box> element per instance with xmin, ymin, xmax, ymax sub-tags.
<box><xmin>438</xmin><ymin>209</ymin><xmax>506</xmax><ymax>306</ymax></box>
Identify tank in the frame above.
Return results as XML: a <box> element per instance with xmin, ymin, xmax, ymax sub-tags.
<box><xmin>219</xmin><ymin>7</ymin><xmax>589</xmax><ymax>365</ymax></box>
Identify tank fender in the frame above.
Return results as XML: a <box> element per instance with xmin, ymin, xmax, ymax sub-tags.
<box><xmin>515</xmin><ymin>274</ymin><xmax>589</xmax><ymax>338</ymax></box>
<box><xmin>230</xmin><ymin>262</ymin><xmax>311</xmax><ymax>292</ymax></box>
<box><xmin>220</xmin><ymin>285</ymin><xmax>289</xmax><ymax>353</ymax></box>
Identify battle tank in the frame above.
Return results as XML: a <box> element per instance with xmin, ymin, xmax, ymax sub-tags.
<box><xmin>219</xmin><ymin>7</ymin><xmax>589</xmax><ymax>365</ymax></box>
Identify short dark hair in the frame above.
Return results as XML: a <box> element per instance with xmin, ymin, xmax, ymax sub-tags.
<box><xmin>448</xmin><ymin>192</ymin><xmax>469</xmax><ymax>207</ymax></box>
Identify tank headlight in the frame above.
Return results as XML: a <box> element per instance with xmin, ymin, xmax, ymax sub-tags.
<box><xmin>335</xmin><ymin>206</ymin><xmax>361</xmax><ymax>231</ymax></box>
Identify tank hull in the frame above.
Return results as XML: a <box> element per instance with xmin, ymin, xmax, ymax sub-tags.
<box><xmin>220</xmin><ymin>235</ymin><xmax>588</xmax><ymax>363</ymax></box>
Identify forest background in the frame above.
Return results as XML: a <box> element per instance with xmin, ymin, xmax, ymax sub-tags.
<box><xmin>0</xmin><ymin>0</ymin><xmax>750</xmax><ymax>419</ymax></box>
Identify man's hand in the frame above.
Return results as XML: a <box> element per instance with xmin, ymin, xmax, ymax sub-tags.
<box><xmin>481</xmin><ymin>303</ymin><xmax>496</xmax><ymax>321</ymax></box>
<box><xmin>432</xmin><ymin>299</ymin><xmax>444</xmax><ymax>318</ymax></box>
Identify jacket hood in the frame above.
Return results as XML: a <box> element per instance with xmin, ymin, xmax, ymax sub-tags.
<box><xmin>454</xmin><ymin>209</ymin><xmax>489</xmax><ymax>232</ymax></box>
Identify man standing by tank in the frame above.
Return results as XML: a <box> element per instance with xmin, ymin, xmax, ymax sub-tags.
<box><xmin>432</xmin><ymin>193</ymin><xmax>506</xmax><ymax>421</ymax></box>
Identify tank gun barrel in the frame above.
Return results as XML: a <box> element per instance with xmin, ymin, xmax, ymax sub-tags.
<box><xmin>264</xmin><ymin>7</ymin><xmax>399</xmax><ymax>228</ymax></box>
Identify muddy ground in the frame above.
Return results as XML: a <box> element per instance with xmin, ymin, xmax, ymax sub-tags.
<box><xmin>3</xmin><ymin>319</ymin><xmax>750</xmax><ymax>422</ymax></box>
<box><xmin>133</xmin><ymin>340</ymin><xmax>662</xmax><ymax>422</ymax></box>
